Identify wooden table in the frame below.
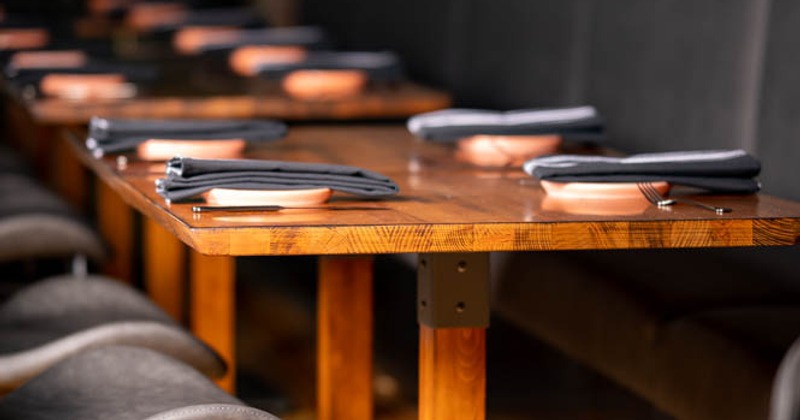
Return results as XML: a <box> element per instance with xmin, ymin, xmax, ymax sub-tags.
<box><xmin>1</xmin><ymin>68</ymin><xmax>451</xmax><ymax>289</ymax></box>
<box><xmin>64</xmin><ymin>124</ymin><xmax>800</xmax><ymax>419</ymax></box>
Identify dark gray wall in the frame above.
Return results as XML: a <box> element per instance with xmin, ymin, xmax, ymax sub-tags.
<box><xmin>756</xmin><ymin>0</ymin><xmax>800</xmax><ymax>200</ymax></box>
<box><xmin>302</xmin><ymin>0</ymin><xmax>798</xmax><ymax>200</ymax></box>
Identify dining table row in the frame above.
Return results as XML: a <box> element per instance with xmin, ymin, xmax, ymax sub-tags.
<box><xmin>1</xmin><ymin>2</ymin><xmax>800</xmax><ymax>420</ymax></box>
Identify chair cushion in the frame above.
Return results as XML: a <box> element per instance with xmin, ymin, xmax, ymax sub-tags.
<box><xmin>0</xmin><ymin>275</ymin><xmax>225</xmax><ymax>391</ymax></box>
<box><xmin>0</xmin><ymin>346</ymin><xmax>277</xmax><ymax>420</ymax></box>
<box><xmin>0</xmin><ymin>174</ymin><xmax>106</xmax><ymax>262</ymax></box>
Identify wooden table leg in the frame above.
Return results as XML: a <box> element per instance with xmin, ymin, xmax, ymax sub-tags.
<box><xmin>144</xmin><ymin>218</ymin><xmax>186</xmax><ymax>323</ymax></box>
<box><xmin>190</xmin><ymin>251</ymin><xmax>236</xmax><ymax>393</ymax></box>
<box><xmin>53</xmin><ymin>126</ymin><xmax>90</xmax><ymax>212</ymax></box>
<box><xmin>96</xmin><ymin>178</ymin><xmax>134</xmax><ymax>283</ymax></box>
<box><xmin>419</xmin><ymin>326</ymin><xmax>486</xmax><ymax>420</ymax></box>
<box><xmin>417</xmin><ymin>253</ymin><xmax>490</xmax><ymax>420</ymax></box>
<box><xmin>317</xmin><ymin>256</ymin><xmax>373</xmax><ymax>420</ymax></box>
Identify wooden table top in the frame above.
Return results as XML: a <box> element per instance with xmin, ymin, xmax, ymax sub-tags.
<box><xmin>4</xmin><ymin>62</ymin><xmax>452</xmax><ymax>124</ymax></box>
<box><xmin>67</xmin><ymin>124</ymin><xmax>800</xmax><ymax>256</ymax></box>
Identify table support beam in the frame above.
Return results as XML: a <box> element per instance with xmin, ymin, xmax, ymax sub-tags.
<box><xmin>190</xmin><ymin>252</ymin><xmax>236</xmax><ymax>393</ymax></box>
<box><xmin>317</xmin><ymin>256</ymin><xmax>373</xmax><ymax>420</ymax></box>
<box><xmin>418</xmin><ymin>252</ymin><xmax>490</xmax><ymax>420</ymax></box>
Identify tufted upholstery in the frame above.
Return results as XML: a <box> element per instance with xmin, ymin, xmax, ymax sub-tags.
<box><xmin>0</xmin><ymin>173</ymin><xmax>106</xmax><ymax>263</ymax></box>
<box><xmin>0</xmin><ymin>346</ymin><xmax>278</xmax><ymax>420</ymax></box>
<box><xmin>0</xmin><ymin>275</ymin><xmax>226</xmax><ymax>393</ymax></box>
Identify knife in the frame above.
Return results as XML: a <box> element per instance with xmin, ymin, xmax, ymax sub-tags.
<box><xmin>191</xmin><ymin>205</ymin><xmax>389</xmax><ymax>212</ymax></box>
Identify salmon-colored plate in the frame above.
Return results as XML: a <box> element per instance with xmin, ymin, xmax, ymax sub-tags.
<box><xmin>205</xmin><ymin>187</ymin><xmax>333</xmax><ymax>207</ymax></box>
<box><xmin>540</xmin><ymin>195</ymin><xmax>651</xmax><ymax>216</ymax></box>
<box><xmin>136</xmin><ymin>139</ymin><xmax>247</xmax><ymax>161</ymax></box>
<box><xmin>0</xmin><ymin>28</ymin><xmax>49</xmax><ymax>50</ymax></box>
<box><xmin>282</xmin><ymin>69</ymin><xmax>368</xmax><ymax>100</ymax></box>
<box><xmin>39</xmin><ymin>73</ymin><xmax>135</xmax><ymax>100</ymax></box>
<box><xmin>229</xmin><ymin>46</ymin><xmax>307</xmax><ymax>76</ymax></box>
<box><xmin>9</xmin><ymin>50</ymin><xmax>88</xmax><ymax>69</ymax></box>
<box><xmin>125</xmin><ymin>2</ymin><xmax>187</xmax><ymax>31</ymax></box>
<box><xmin>456</xmin><ymin>135</ymin><xmax>562</xmax><ymax>167</ymax></box>
<box><xmin>540</xmin><ymin>180</ymin><xmax>671</xmax><ymax>200</ymax></box>
<box><xmin>172</xmin><ymin>26</ymin><xmax>240</xmax><ymax>55</ymax></box>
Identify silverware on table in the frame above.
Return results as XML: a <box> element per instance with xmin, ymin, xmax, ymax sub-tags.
<box><xmin>636</xmin><ymin>182</ymin><xmax>732</xmax><ymax>215</ymax></box>
<box><xmin>192</xmin><ymin>205</ymin><xmax>389</xmax><ymax>213</ymax></box>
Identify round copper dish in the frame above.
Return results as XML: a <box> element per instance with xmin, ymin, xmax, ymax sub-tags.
<box><xmin>136</xmin><ymin>139</ymin><xmax>247</xmax><ymax>161</ymax></box>
<box><xmin>39</xmin><ymin>74</ymin><xmax>133</xmax><ymax>100</ymax></box>
<box><xmin>281</xmin><ymin>69</ymin><xmax>368</xmax><ymax>100</ymax></box>
<box><xmin>204</xmin><ymin>187</ymin><xmax>333</xmax><ymax>207</ymax></box>
<box><xmin>172</xmin><ymin>26</ymin><xmax>240</xmax><ymax>55</ymax></box>
<box><xmin>125</xmin><ymin>2</ymin><xmax>187</xmax><ymax>31</ymax></box>
<box><xmin>456</xmin><ymin>135</ymin><xmax>562</xmax><ymax>167</ymax></box>
<box><xmin>0</xmin><ymin>28</ymin><xmax>49</xmax><ymax>50</ymax></box>
<box><xmin>228</xmin><ymin>46</ymin><xmax>307</xmax><ymax>77</ymax></box>
<box><xmin>9</xmin><ymin>50</ymin><xmax>88</xmax><ymax>70</ymax></box>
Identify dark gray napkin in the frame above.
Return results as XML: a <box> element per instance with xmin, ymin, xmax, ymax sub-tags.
<box><xmin>86</xmin><ymin>118</ymin><xmax>287</xmax><ymax>157</ymax></box>
<box><xmin>407</xmin><ymin>106</ymin><xmax>605</xmax><ymax>142</ymax></box>
<box><xmin>255</xmin><ymin>51</ymin><xmax>404</xmax><ymax>82</ymax></box>
<box><xmin>156</xmin><ymin>157</ymin><xmax>400</xmax><ymax>202</ymax></box>
<box><xmin>197</xmin><ymin>26</ymin><xmax>329</xmax><ymax>53</ymax></box>
<box><xmin>523</xmin><ymin>149</ymin><xmax>762</xmax><ymax>193</ymax></box>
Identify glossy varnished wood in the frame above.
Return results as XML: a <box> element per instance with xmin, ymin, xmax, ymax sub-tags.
<box><xmin>52</xmin><ymin>132</ymin><xmax>91</xmax><ymax>211</ymax></box>
<box><xmin>20</xmin><ymin>82</ymin><xmax>451</xmax><ymax>124</ymax></box>
<box><xmin>66</xmin><ymin>125</ymin><xmax>800</xmax><ymax>257</ymax></box>
<box><xmin>317</xmin><ymin>256</ymin><xmax>373</xmax><ymax>420</ymax></box>
<box><xmin>144</xmin><ymin>218</ymin><xmax>186</xmax><ymax>322</ymax></box>
<box><xmin>96</xmin><ymin>178</ymin><xmax>135</xmax><ymax>282</ymax></box>
<box><xmin>419</xmin><ymin>326</ymin><xmax>486</xmax><ymax>420</ymax></box>
<box><xmin>190</xmin><ymin>251</ymin><xmax>236</xmax><ymax>392</ymax></box>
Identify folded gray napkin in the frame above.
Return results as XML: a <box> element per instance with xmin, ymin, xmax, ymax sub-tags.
<box><xmin>255</xmin><ymin>51</ymin><xmax>404</xmax><ymax>82</ymax></box>
<box><xmin>86</xmin><ymin>118</ymin><xmax>287</xmax><ymax>157</ymax></box>
<box><xmin>197</xmin><ymin>26</ymin><xmax>328</xmax><ymax>53</ymax></box>
<box><xmin>523</xmin><ymin>149</ymin><xmax>762</xmax><ymax>193</ymax></box>
<box><xmin>407</xmin><ymin>106</ymin><xmax>605</xmax><ymax>142</ymax></box>
<box><xmin>156</xmin><ymin>157</ymin><xmax>400</xmax><ymax>202</ymax></box>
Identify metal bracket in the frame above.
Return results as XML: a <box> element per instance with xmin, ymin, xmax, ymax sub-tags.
<box><xmin>417</xmin><ymin>253</ymin><xmax>490</xmax><ymax>328</ymax></box>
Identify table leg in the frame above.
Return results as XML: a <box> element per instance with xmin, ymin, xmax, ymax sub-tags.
<box><xmin>190</xmin><ymin>251</ymin><xmax>236</xmax><ymax>393</ymax></box>
<box><xmin>317</xmin><ymin>256</ymin><xmax>373</xmax><ymax>420</ymax></box>
<box><xmin>96</xmin><ymin>178</ymin><xmax>134</xmax><ymax>283</ymax></box>
<box><xmin>144</xmin><ymin>218</ymin><xmax>186</xmax><ymax>323</ymax></box>
<box><xmin>53</xmin><ymin>126</ymin><xmax>90</xmax><ymax>212</ymax></box>
<box><xmin>417</xmin><ymin>253</ymin><xmax>490</xmax><ymax>420</ymax></box>
<box><xmin>419</xmin><ymin>326</ymin><xmax>486</xmax><ymax>420</ymax></box>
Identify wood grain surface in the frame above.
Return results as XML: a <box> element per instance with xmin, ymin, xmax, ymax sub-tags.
<box><xmin>95</xmin><ymin>178</ymin><xmax>135</xmax><ymax>282</ymax></box>
<box><xmin>317</xmin><ymin>256</ymin><xmax>374</xmax><ymax>420</ymax></box>
<box><xmin>144</xmin><ymin>218</ymin><xmax>187</xmax><ymax>323</ymax></box>
<box><xmin>66</xmin><ymin>124</ymin><xmax>800</xmax><ymax>257</ymax></box>
<box><xmin>18</xmin><ymin>82</ymin><xmax>451</xmax><ymax>124</ymax></box>
<box><xmin>190</xmin><ymin>251</ymin><xmax>236</xmax><ymax>392</ymax></box>
<box><xmin>419</xmin><ymin>326</ymin><xmax>486</xmax><ymax>420</ymax></box>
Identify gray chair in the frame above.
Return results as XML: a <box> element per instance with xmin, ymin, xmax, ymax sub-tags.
<box><xmin>0</xmin><ymin>274</ymin><xmax>225</xmax><ymax>393</ymax></box>
<box><xmin>0</xmin><ymin>345</ymin><xmax>280</xmax><ymax>420</ymax></box>
<box><xmin>0</xmin><ymin>173</ymin><xmax>106</xmax><ymax>265</ymax></box>
<box><xmin>772</xmin><ymin>335</ymin><xmax>800</xmax><ymax>420</ymax></box>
